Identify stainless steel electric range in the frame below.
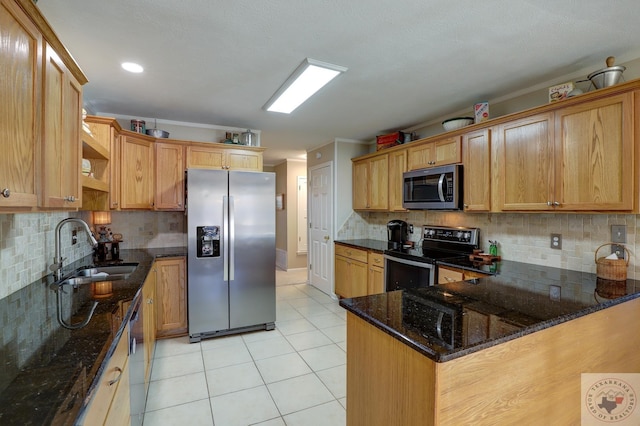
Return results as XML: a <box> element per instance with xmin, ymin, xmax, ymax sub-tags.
<box><xmin>384</xmin><ymin>225</ymin><xmax>480</xmax><ymax>291</ymax></box>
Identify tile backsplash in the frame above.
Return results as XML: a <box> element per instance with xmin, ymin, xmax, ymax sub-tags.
<box><xmin>0</xmin><ymin>211</ymin><xmax>186</xmax><ymax>299</ymax></box>
<box><xmin>338</xmin><ymin>211</ymin><xmax>639</xmax><ymax>279</ymax></box>
<box><xmin>0</xmin><ymin>212</ymin><xmax>93</xmax><ymax>299</ymax></box>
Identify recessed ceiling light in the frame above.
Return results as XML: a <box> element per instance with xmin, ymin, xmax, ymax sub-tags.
<box><xmin>121</xmin><ymin>62</ymin><xmax>144</xmax><ymax>73</ymax></box>
<box><xmin>264</xmin><ymin>58</ymin><xmax>347</xmax><ymax>114</ymax></box>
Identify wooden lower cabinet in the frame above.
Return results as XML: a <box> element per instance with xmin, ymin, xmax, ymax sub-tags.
<box><xmin>335</xmin><ymin>247</ymin><xmax>367</xmax><ymax>298</ymax></box>
<box><xmin>82</xmin><ymin>331</ymin><xmax>130</xmax><ymax>425</ymax></box>
<box><xmin>346</xmin><ymin>297</ymin><xmax>640</xmax><ymax>425</ymax></box>
<box><xmin>367</xmin><ymin>252</ymin><xmax>384</xmax><ymax>295</ymax></box>
<box><xmin>142</xmin><ymin>265</ymin><xmax>156</xmax><ymax>391</ymax></box>
<box><xmin>335</xmin><ymin>244</ymin><xmax>384</xmax><ymax>298</ymax></box>
<box><xmin>155</xmin><ymin>257</ymin><xmax>188</xmax><ymax>338</ymax></box>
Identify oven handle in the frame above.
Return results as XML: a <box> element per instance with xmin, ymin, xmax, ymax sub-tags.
<box><xmin>384</xmin><ymin>254</ymin><xmax>435</xmax><ymax>269</ymax></box>
<box><xmin>436</xmin><ymin>311</ymin><xmax>444</xmax><ymax>341</ymax></box>
<box><xmin>437</xmin><ymin>173</ymin><xmax>446</xmax><ymax>202</ymax></box>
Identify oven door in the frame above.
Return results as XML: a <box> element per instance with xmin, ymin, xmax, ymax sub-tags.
<box><xmin>384</xmin><ymin>254</ymin><xmax>434</xmax><ymax>291</ymax></box>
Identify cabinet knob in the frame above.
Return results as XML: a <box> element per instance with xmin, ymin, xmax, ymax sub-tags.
<box><xmin>1</xmin><ymin>188</ymin><xmax>10</xmax><ymax>198</ymax></box>
<box><xmin>547</xmin><ymin>201</ymin><xmax>553</xmax><ymax>206</ymax></box>
<box><xmin>463</xmin><ymin>203</ymin><xmax>469</xmax><ymax>208</ymax></box>
<box><xmin>553</xmin><ymin>201</ymin><xmax>560</xmax><ymax>207</ymax></box>
<box><xmin>64</xmin><ymin>195</ymin><xmax>76</xmax><ymax>202</ymax></box>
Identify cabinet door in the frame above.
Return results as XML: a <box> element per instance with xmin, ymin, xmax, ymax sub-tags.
<box><xmin>433</xmin><ymin>136</ymin><xmax>462</xmax><ymax>166</ymax></box>
<box><xmin>334</xmin><ymin>255</ymin><xmax>350</xmax><ymax>298</ymax></box>
<box><xmin>407</xmin><ymin>142</ymin><xmax>434</xmax><ymax>170</ymax></box>
<box><xmin>554</xmin><ymin>93</ymin><xmax>633</xmax><ymax>211</ymax></box>
<box><xmin>120</xmin><ymin>134</ymin><xmax>154</xmax><ymax>209</ymax></box>
<box><xmin>463</xmin><ymin>129</ymin><xmax>491</xmax><ymax>211</ymax></box>
<box><xmin>367</xmin><ymin>252</ymin><xmax>385</xmax><ymax>295</ymax></box>
<box><xmin>155</xmin><ymin>257</ymin><xmax>187</xmax><ymax>338</ymax></box>
<box><xmin>110</xmin><ymin>131</ymin><xmax>121</xmax><ymax>209</ymax></box>
<box><xmin>155</xmin><ymin>142</ymin><xmax>185</xmax><ymax>210</ymax></box>
<box><xmin>41</xmin><ymin>43</ymin><xmax>82</xmax><ymax>208</ymax></box>
<box><xmin>142</xmin><ymin>266</ymin><xmax>156</xmax><ymax>391</ymax></box>
<box><xmin>226</xmin><ymin>149</ymin><xmax>262</xmax><ymax>171</ymax></box>
<box><xmin>334</xmin><ymin>255</ymin><xmax>367</xmax><ymax>298</ymax></box>
<box><xmin>368</xmin><ymin>155</ymin><xmax>389</xmax><ymax>210</ymax></box>
<box><xmin>388</xmin><ymin>150</ymin><xmax>407</xmax><ymax>211</ymax></box>
<box><xmin>352</xmin><ymin>159</ymin><xmax>369</xmax><ymax>210</ymax></box>
<box><xmin>186</xmin><ymin>145</ymin><xmax>224</xmax><ymax>169</ymax></box>
<box><xmin>494</xmin><ymin>113</ymin><xmax>554</xmax><ymax>211</ymax></box>
<box><xmin>0</xmin><ymin>0</ymin><xmax>41</xmax><ymax>208</ymax></box>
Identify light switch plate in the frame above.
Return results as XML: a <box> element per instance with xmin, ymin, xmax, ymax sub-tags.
<box><xmin>611</xmin><ymin>225</ymin><xmax>627</xmax><ymax>243</ymax></box>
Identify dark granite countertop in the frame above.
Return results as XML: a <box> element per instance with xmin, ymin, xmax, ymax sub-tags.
<box><xmin>334</xmin><ymin>239</ymin><xmax>392</xmax><ymax>253</ymax></box>
<box><xmin>340</xmin><ymin>260</ymin><xmax>640</xmax><ymax>362</ymax></box>
<box><xmin>0</xmin><ymin>247</ymin><xmax>186</xmax><ymax>426</ymax></box>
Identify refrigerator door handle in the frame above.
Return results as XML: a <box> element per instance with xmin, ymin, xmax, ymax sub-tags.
<box><xmin>223</xmin><ymin>195</ymin><xmax>229</xmax><ymax>281</ymax></box>
<box><xmin>229</xmin><ymin>195</ymin><xmax>235</xmax><ymax>281</ymax></box>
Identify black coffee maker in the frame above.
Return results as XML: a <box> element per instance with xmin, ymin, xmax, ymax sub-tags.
<box><xmin>387</xmin><ymin>220</ymin><xmax>408</xmax><ymax>249</ymax></box>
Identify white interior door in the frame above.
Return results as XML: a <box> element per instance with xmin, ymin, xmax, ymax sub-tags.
<box><xmin>309</xmin><ymin>163</ymin><xmax>333</xmax><ymax>296</ymax></box>
<box><xmin>297</xmin><ymin>176</ymin><xmax>308</xmax><ymax>254</ymax></box>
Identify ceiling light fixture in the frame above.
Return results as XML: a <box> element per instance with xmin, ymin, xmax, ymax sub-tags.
<box><xmin>121</xmin><ymin>62</ymin><xmax>144</xmax><ymax>73</ymax></box>
<box><xmin>264</xmin><ymin>58</ymin><xmax>347</xmax><ymax>114</ymax></box>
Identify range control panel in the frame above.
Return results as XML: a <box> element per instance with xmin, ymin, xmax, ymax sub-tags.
<box><xmin>422</xmin><ymin>226</ymin><xmax>479</xmax><ymax>246</ymax></box>
<box><xmin>196</xmin><ymin>226</ymin><xmax>220</xmax><ymax>258</ymax></box>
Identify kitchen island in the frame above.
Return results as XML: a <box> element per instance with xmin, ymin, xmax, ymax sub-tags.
<box><xmin>340</xmin><ymin>260</ymin><xmax>640</xmax><ymax>425</ymax></box>
<box><xmin>0</xmin><ymin>247</ymin><xmax>186</xmax><ymax>425</ymax></box>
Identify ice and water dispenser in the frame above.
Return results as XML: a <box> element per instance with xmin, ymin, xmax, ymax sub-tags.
<box><xmin>196</xmin><ymin>226</ymin><xmax>220</xmax><ymax>258</ymax></box>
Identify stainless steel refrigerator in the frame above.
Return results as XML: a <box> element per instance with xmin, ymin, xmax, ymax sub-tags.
<box><xmin>187</xmin><ymin>168</ymin><xmax>276</xmax><ymax>343</ymax></box>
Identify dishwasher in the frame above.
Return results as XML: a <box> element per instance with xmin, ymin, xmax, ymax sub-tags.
<box><xmin>128</xmin><ymin>296</ymin><xmax>145</xmax><ymax>426</ymax></box>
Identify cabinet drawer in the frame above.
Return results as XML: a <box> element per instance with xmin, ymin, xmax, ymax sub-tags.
<box><xmin>438</xmin><ymin>266</ymin><xmax>464</xmax><ymax>284</ymax></box>
<box><xmin>368</xmin><ymin>252</ymin><xmax>384</xmax><ymax>268</ymax></box>
<box><xmin>83</xmin><ymin>332</ymin><xmax>129</xmax><ymax>424</ymax></box>
<box><xmin>335</xmin><ymin>244</ymin><xmax>367</xmax><ymax>263</ymax></box>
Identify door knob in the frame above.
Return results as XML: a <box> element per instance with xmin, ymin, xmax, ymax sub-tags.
<box><xmin>324</xmin><ymin>235</ymin><xmax>330</xmax><ymax>241</ymax></box>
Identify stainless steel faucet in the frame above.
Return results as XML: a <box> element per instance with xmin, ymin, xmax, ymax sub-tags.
<box><xmin>51</xmin><ymin>218</ymin><xmax>98</xmax><ymax>281</ymax></box>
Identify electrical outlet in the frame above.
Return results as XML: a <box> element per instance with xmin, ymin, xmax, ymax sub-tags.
<box><xmin>550</xmin><ymin>233</ymin><xmax>562</xmax><ymax>250</ymax></box>
<box><xmin>549</xmin><ymin>285</ymin><xmax>561</xmax><ymax>301</ymax></box>
<box><xmin>72</xmin><ymin>230</ymin><xmax>77</xmax><ymax>245</ymax></box>
<box><xmin>611</xmin><ymin>244</ymin><xmax>625</xmax><ymax>259</ymax></box>
<box><xmin>408</xmin><ymin>224</ymin><xmax>414</xmax><ymax>234</ymax></box>
<box><xmin>611</xmin><ymin>225</ymin><xmax>627</xmax><ymax>243</ymax></box>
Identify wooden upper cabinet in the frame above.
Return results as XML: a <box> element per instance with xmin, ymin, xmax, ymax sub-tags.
<box><xmin>41</xmin><ymin>42</ymin><xmax>82</xmax><ymax>208</ymax></box>
<box><xmin>352</xmin><ymin>154</ymin><xmax>388</xmax><ymax>211</ymax></box>
<box><xmin>155</xmin><ymin>142</ymin><xmax>185</xmax><ymax>211</ymax></box>
<box><xmin>185</xmin><ymin>144</ymin><xmax>263</xmax><ymax>171</ymax></box>
<box><xmin>120</xmin><ymin>132</ymin><xmax>155</xmax><ymax>209</ymax></box>
<box><xmin>493</xmin><ymin>113</ymin><xmax>555</xmax><ymax>211</ymax></box>
<box><xmin>0</xmin><ymin>0</ymin><xmax>41</xmax><ymax>209</ymax></box>
<box><xmin>463</xmin><ymin>129</ymin><xmax>491</xmax><ymax>211</ymax></box>
<box><xmin>225</xmin><ymin>148</ymin><xmax>263</xmax><ymax>171</ymax></box>
<box><xmin>407</xmin><ymin>136</ymin><xmax>461</xmax><ymax>170</ymax></box>
<box><xmin>553</xmin><ymin>93</ymin><xmax>633</xmax><ymax>211</ymax></box>
<box><xmin>186</xmin><ymin>144</ymin><xmax>224</xmax><ymax>169</ymax></box>
<box><xmin>388</xmin><ymin>150</ymin><xmax>407</xmax><ymax>211</ymax></box>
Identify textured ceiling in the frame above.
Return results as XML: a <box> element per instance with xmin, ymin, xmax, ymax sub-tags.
<box><xmin>38</xmin><ymin>0</ymin><xmax>640</xmax><ymax>165</ymax></box>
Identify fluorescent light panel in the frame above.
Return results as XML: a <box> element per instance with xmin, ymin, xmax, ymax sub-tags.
<box><xmin>264</xmin><ymin>58</ymin><xmax>347</xmax><ymax>114</ymax></box>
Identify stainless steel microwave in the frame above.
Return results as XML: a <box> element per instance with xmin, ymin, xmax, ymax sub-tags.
<box><xmin>402</xmin><ymin>164</ymin><xmax>462</xmax><ymax>210</ymax></box>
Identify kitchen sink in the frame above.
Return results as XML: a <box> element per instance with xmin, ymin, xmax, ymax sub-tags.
<box><xmin>54</xmin><ymin>263</ymin><xmax>139</xmax><ymax>288</ymax></box>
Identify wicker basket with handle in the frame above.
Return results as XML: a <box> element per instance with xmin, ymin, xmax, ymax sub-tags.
<box><xmin>594</xmin><ymin>243</ymin><xmax>630</xmax><ymax>281</ymax></box>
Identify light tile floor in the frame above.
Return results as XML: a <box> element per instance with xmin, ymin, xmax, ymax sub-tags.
<box><xmin>144</xmin><ymin>277</ymin><xmax>346</xmax><ymax>426</ymax></box>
